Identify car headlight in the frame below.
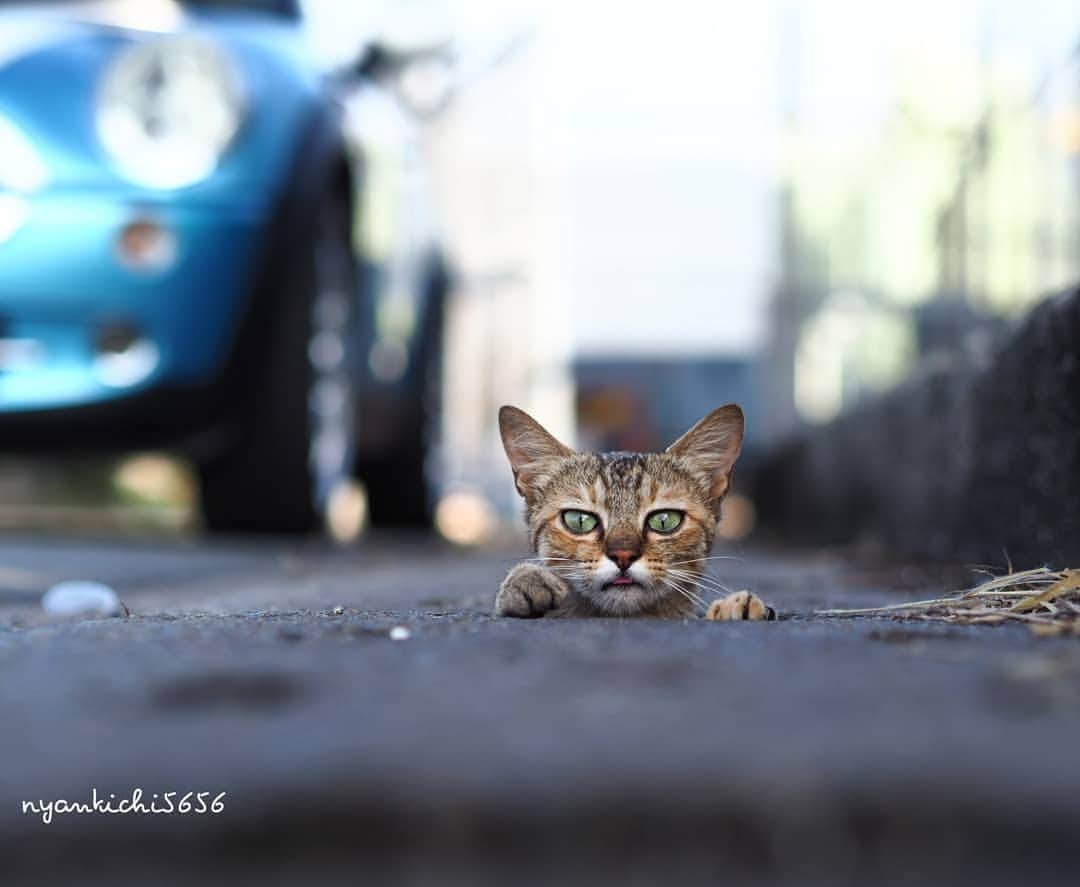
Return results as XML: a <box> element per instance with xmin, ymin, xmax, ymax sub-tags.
<box><xmin>0</xmin><ymin>113</ymin><xmax>49</xmax><ymax>193</ymax></box>
<box><xmin>96</xmin><ymin>36</ymin><xmax>244</xmax><ymax>190</ymax></box>
<box><xmin>0</xmin><ymin>114</ymin><xmax>47</xmax><ymax>244</ymax></box>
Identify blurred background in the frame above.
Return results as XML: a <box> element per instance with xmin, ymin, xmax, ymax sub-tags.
<box><xmin>0</xmin><ymin>0</ymin><xmax>1077</xmax><ymax>546</ymax></box>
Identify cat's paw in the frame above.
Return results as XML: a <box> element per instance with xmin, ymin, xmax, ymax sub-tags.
<box><xmin>705</xmin><ymin>590</ymin><xmax>776</xmax><ymax>621</ymax></box>
<box><xmin>495</xmin><ymin>564</ymin><xmax>569</xmax><ymax>618</ymax></box>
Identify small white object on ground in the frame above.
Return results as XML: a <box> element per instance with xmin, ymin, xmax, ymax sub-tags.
<box><xmin>332</xmin><ymin>605</ymin><xmax>345</xmax><ymax>616</ymax></box>
<box><xmin>388</xmin><ymin>626</ymin><xmax>411</xmax><ymax>641</ymax></box>
<box><xmin>42</xmin><ymin>581</ymin><xmax>122</xmax><ymax>617</ymax></box>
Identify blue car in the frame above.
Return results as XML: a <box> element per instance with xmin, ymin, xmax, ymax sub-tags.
<box><xmin>0</xmin><ymin>0</ymin><xmax>448</xmax><ymax>532</ymax></box>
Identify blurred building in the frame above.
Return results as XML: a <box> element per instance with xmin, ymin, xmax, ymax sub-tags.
<box><xmin>575</xmin><ymin>357</ymin><xmax>761</xmax><ymax>454</ymax></box>
<box><xmin>424</xmin><ymin>1</ymin><xmax>778</xmax><ymax>517</ymax></box>
<box><xmin>770</xmin><ymin>0</ymin><xmax>1080</xmax><ymax>432</ymax></box>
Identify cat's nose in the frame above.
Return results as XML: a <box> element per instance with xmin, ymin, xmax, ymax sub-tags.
<box><xmin>607</xmin><ymin>548</ymin><xmax>640</xmax><ymax>572</ymax></box>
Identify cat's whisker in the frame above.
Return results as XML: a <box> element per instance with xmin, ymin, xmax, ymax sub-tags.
<box><xmin>668</xmin><ymin>585</ymin><xmax>708</xmax><ymax>613</ymax></box>
<box><xmin>670</xmin><ymin>575</ymin><xmax>734</xmax><ymax>598</ymax></box>
<box><xmin>544</xmin><ymin>569</ymin><xmax>589</xmax><ymax>584</ymax></box>
<box><xmin>666</xmin><ymin>566</ymin><xmax>729</xmax><ymax>581</ymax></box>
<box><xmin>659</xmin><ymin>575</ymin><xmax>708</xmax><ymax>612</ymax></box>
<box><xmin>667</xmin><ymin>556</ymin><xmax>744</xmax><ymax>566</ymax></box>
<box><xmin>692</xmin><ymin>577</ymin><xmax>736</xmax><ymax>595</ymax></box>
<box><xmin>665</xmin><ymin>568</ymin><xmax>711</xmax><ymax>583</ymax></box>
<box><xmin>520</xmin><ymin>557</ymin><xmax>578</xmax><ymax>565</ymax></box>
<box><xmin>663</xmin><ymin>566</ymin><xmax>737</xmax><ymax>587</ymax></box>
<box><xmin>663</xmin><ymin>569</ymin><xmax>735</xmax><ymax>599</ymax></box>
<box><xmin>659</xmin><ymin>576</ymin><xmax>697</xmax><ymax>603</ymax></box>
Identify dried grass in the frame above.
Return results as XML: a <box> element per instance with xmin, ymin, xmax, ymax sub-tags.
<box><xmin>816</xmin><ymin>567</ymin><xmax>1080</xmax><ymax>636</ymax></box>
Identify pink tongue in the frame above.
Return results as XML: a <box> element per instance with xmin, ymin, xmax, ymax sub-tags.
<box><xmin>612</xmin><ymin>577</ymin><xmax>634</xmax><ymax>586</ymax></box>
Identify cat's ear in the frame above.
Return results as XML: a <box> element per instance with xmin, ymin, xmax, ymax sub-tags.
<box><xmin>499</xmin><ymin>406</ymin><xmax>574</xmax><ymax>500</ymax></box>
<box><xmin>666</xmin><ymin>404</ymin><xmax>744</xmax><ymax>502</ymax></box>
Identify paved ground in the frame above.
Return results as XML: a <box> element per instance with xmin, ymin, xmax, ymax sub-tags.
<box><xmin>1</xmin><ymin>531</ymin><xmax>1079</xmax><ymax>885</ymax></box>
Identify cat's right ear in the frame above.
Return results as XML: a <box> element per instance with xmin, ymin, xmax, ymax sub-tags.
<box><xmin>666</xmin><ymin>404</ymin><xmax>744</xmax><ymax>506</ymax></box>
<box><xmin>498</xmin><ymin>406</ymin><xmax>574</xmax><ymax>500</ymax></box>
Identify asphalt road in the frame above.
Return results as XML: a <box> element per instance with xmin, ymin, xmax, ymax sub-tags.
<box><xmin>1</xmin><ymin>531</ymin><xmax>1079</xmax><ymax>886</ymax></box>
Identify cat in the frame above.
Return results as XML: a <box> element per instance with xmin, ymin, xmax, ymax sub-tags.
<box><xmin>494</xmin><ymin>403</ymin><xmax>776</xmax><ymax>620</ymax></box>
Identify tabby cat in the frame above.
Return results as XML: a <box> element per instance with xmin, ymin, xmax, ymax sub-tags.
<box><xmin>495</xmin><ymin>404</ymin><xmax>776</xmax><ymax>620</ymax></box>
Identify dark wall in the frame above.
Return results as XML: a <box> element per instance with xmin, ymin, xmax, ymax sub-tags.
<box><xmin>753</xmin><ymin>288</ymin><xmax>1080</xmax><ymax>568</ymax></box>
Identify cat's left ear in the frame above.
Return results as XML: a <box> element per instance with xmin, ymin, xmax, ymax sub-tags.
<box><xmin>666</xmin><ymin>404</ymin><xmax>744</xmax><ymax>504</ymax></box>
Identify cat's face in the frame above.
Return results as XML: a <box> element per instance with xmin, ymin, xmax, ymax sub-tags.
<box><xmin>499</xmin><ymin>405</ymin><xmax>743</xmax><ymax>616</ymax></box>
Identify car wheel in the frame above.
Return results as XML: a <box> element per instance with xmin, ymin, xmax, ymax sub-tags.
<box><xmin>361</xmin><ymin>257</ymin><xmax>447</xmax><ymax>527</ymax></box>
<box><xmin>198</xmin><ymin>193</ymin><xmax>358</xmax><ymax>534</ymax></box>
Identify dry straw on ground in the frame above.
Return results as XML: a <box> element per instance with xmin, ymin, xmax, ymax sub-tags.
<box><xmin>817</xmin><ymin>567</ymin><xmax>1080</xmax><ymax>636</ymax></box>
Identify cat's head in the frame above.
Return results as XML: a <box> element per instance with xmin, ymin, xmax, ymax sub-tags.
<box><xmin>499</xmin><ymin>404</ymin><xmax>744</xmax><ymax>616</ymax></box>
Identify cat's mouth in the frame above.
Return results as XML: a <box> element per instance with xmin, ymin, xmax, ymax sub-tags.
<box><xmin>603</xmin><ymin>576</ymin><xmax>639</xmax><ymax>590</ymax></box>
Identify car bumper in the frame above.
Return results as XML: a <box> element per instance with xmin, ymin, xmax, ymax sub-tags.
<box><xmin>0</xmin><ymin>192</ymin><xmax>267</xmax><ymax>413</ymax></box>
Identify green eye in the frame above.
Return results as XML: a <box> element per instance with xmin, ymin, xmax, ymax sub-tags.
<box><xmin>562</xmin><ymin>510</ymin><xmax>599</xmax><ymax>534</ymax></box>
<box><xmin>647</xmin><ymin>511</ymin><xmax>683</xmax><ymax>533</ymax></box>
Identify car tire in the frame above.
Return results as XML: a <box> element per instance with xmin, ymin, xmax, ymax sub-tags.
<box><xmin>197</xmin><ymin>191</ymin><xmax>358</xmax><ymax>534</ymax></box>
<box><xmin>361</xmin><ymin>257</ymin><xmax>447</xmax><ymax>527</ymax></box>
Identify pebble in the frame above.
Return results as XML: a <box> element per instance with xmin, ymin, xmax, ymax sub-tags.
<box><xmin>332</xmin><ymin>606</ymin><xmax>345</xmax><ymax>616</ymax></box>
<box><xmin>42</xmin><ymin>581</ymin><xmax>122</xmax><ymax>618</ymax></box>
<box><xmin>388</xmin><ymin>626</ymin><xmax>411</xmax><ymax>641</ymax></box>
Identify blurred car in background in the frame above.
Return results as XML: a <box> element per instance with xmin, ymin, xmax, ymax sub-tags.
<box><xmin>0</xmin><ymin>0</ymin><xmax>448</xmax><ymax>532</ymax></box>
